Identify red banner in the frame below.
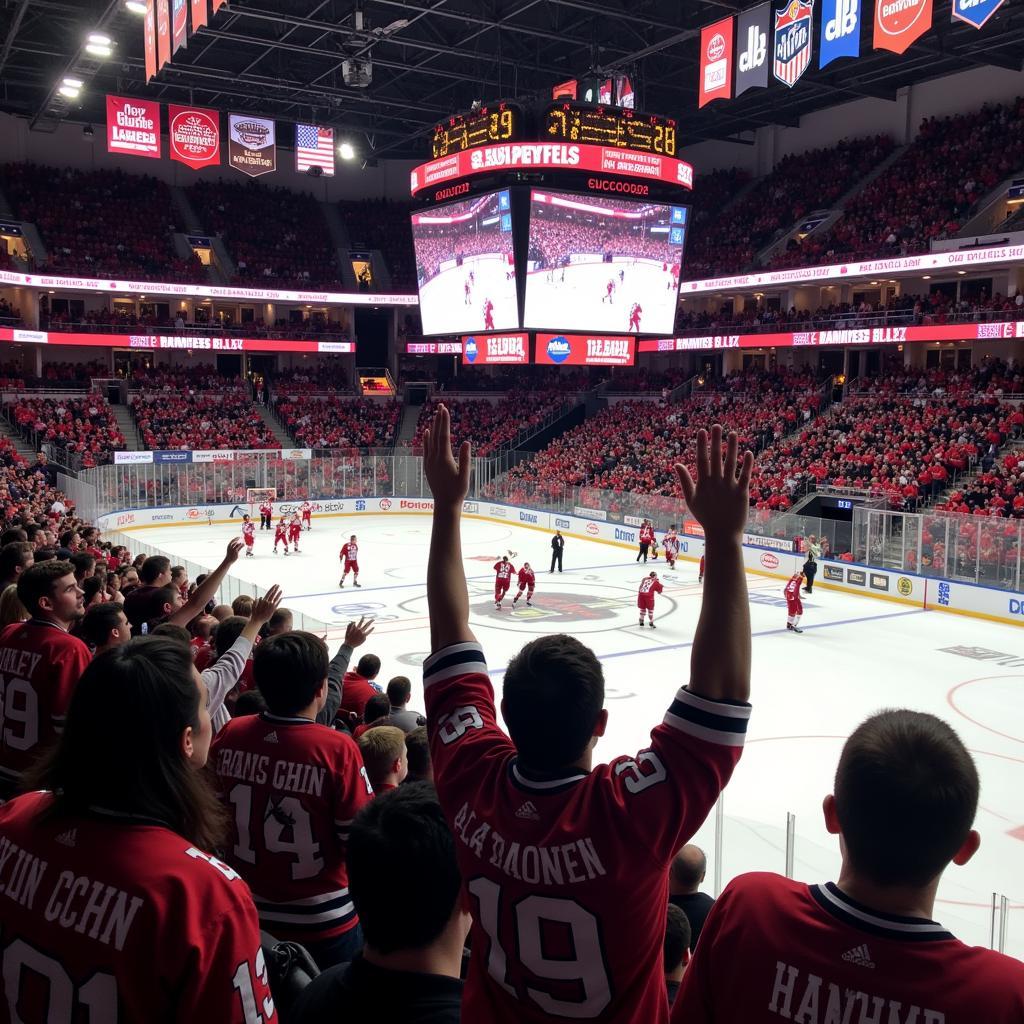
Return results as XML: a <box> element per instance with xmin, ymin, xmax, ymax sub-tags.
<box><xmin>190</xmin><ymin>0</ymin><xmax>207</xmax><ymax>31</ymax></box>
<box><xmin>144</xmin><ymin>0</ymin><xmax>157</xmax><ymax>80</ymax></box>
<box><xmin>536</xmin><ymin>333</ymin><xmax>636</xmax><ymax>366</ymax></box>
<box><xmin>168</xmin><ymin>104</ymin><xmax>220</xmax><ymax>170</ymax></box>
<box><xmin>106</xmin><ymin>95</ymin><xmax>161</xmax><ymax>160</ymax></box>
<box><xmin>639</xmin><ymin>320</ymin><xmax>1024</xmax><ymax>352</ymax></box>
<box><xmin>171</xmin><ymin>0</ymin><xmax>188</xmax><ymax>52</ymax></box>
<box><xmin>461</xmin><ymin>333</ymin><xmax>529</xmax><ymax>365</ymax></box>
<box><xmin>411</xmin><ymin>143</ymin><xmax>694</xmax><ymax>196</ymax></box>
<box><xmin>156</xmin><ymin>0</ymin><xmax>171</xmax><ymax>69</ymax></box>
<box><xmin>0</xmin><ymin>328</ymin><xmax>354</xmax><ymax>355</ymax></box>
<box><xmin>873</xmin><ymin>0</ymin><xmax>933</xmax><ymax>53</ymax></box>
<box><xmin>698</xmin><ymin>17</ymin><xmax>735</xmax><ymax>107</ymax></box>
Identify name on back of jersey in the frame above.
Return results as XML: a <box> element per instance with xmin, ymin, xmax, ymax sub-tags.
<box><xmin>215</xmin><ymin>749</ymin><xmax>327</xmax><ymax>797</ymax></box>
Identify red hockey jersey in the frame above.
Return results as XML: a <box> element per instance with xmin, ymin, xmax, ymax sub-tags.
<box><xmin>242</xmin><ymin>522</ymin><xmax>255</xmax><ymax>542</ymax></box>
<box><xmin>259</xmin><ymin>501</ymin><xmax>273</xmax><ymax>516</ymax></box>
<box><xmin>672</xmin><ymin>873</ymin><xmax>1024</xmax><ymax>1023</ymax></box>
<box><xmin>423</xmin><ymin>641</ymin><xmax>749</xmax><ymax>1024</ymax></box>
<box><xmin>517</xmin><ymin>567</ymin><xmax>535</xmax><ymax>588</ymax></box>
<box><xmin>784</xmin><ymin>574</ymin><xmax>802</xmax><ymax>599</ymax></box>
<box><xmin>340</xmin><ymin>542</ymin><xmax>358</xmax><ymax>563</ymax></box>
<box><xmin>493</xmin><ymin>560</ymin><xmax>514</xmax><ymax>582</ymax></box>
<box><xmin>210</xmin><ymin>713</ymin><xmax>373</xmax><ymax>943</ymax></box>
<box><xmin>0</xmin><ymin>790</ymin><xmax>275</xmax><ymax>1023</ymax></box>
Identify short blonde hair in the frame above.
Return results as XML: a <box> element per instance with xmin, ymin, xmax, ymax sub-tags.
<box><xmin>357</xmin><ymin>726</ymin><xmax>406</xmax><ymax>789</ymax></box>
<box><xmin>231</xmin><ymin>595</ymin><xmax>254</xmax><ymax>617</ymax></box>
<box><xmin>0</xmin><ymin>584</ymin><xmax>28</xmax><ymax>628</ymax></box>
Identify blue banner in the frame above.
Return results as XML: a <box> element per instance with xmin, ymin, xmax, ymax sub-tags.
<box><xmin>154</xmin><ymin>450</ymin><xmax>193</xmax><ymax>464</ymax></box>
<box><xmin>819</xmin><ymin>0</ymin><xmax>861</xmax><ymax>67</ymax></box>
<box><xmin>952</xmin><ymin>0</ymin><xmax>1006</xmax><ymax>29</ymax></box>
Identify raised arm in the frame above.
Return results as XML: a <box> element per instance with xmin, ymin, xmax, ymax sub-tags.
<box><xmin>318</xmin><ymin>616</ymin><xmax>375</xmax><ymax>726</ymax></box>
<box><xmin>168</xmin><ymin>539</ymin><xmax>244</xmax><ymax>626</ymax></box>
<box><xmin>675</xmin><ymin>426</ymin><xmax>754</xmax><ymax>704</ymax></box>
<box><xmin>423</xmin><ymin>404</ymin><xmax>475</xmax><ymax>653</ymax></box>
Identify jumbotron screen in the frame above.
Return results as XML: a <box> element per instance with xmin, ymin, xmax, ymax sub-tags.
<box><xmin>523</xmin><ymin>190</ymin><xmax>687</xmax><ymax>335</ymax></box>
<box><xmin>410</xmin><ymin>190</ymin><xmax>518</xmax><ymax>336</ymax></box>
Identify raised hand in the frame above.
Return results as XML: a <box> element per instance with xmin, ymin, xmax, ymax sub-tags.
<box><xmin>250</xmin><ymin>584</ymin><xmax>283</xmax><ymax>626</ymax></box>
<box><xmin>344</xmin><ymin>615</ymin><xmax>375</xmax><ymax>649</ymax></box>
<box><xmin>224</xmin><ymin>538</ymin><xmax>244</xmax><ymax>564</ymax></box>
<box><xmin>423</xmin><ymin>404</ymin><xmax>471</xmax><ymax>508</ymax></box>
<box><xmin>675</xmin><ymin>425</ymin><xmax>754</xmax><ymax>540</ymax></box>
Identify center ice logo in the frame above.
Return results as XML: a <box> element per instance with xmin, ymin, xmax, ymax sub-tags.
<box><xmin>465</xmin><ymin>337</ymin><xmax>478</xmax><ymax>363</ymax></box>
<box><xmin>546</xmin><ymin>335</ymin><xmax>571</xmax><ymax>364</ymax></box>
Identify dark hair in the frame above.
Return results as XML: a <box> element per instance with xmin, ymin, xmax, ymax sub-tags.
<box><xmin>356</xmin><ymin>653</ymin><xmax>381</xmax><ymax>679</ymax></box>
<box><xmin>502</xmin><ymin>634</ymin><xmax>604</xmax><ymax>771</ymax></box>
<box><xmin>233</xmin><ymin>690</ymin><xmax>268</xmax><ymax>717</ymax></box>
<box><xmin>23</xmin><ymin>637</ymin><xmax>226</xmax><ymax>851</ymax></box>
<box><xmin>0</xmin><ymin>527</ymin><xmax>28</xmax><ymax>546</ymax></box>
<box><xmin>670</xmin><ymin>845</ymin><xmax>706</xmax><ymax>892</ymax></box>
<box><xmin>0</xmin><ymin>541</ymin><xmax>33</xmax><ymax>578</ymax></box>
<box><xmin>139</xmin><ymin>555</ymin><xmax>171</xmax><ymax>584</ymax></box>
<box><xmin>231</xmin><ymin>595</ymin><xmax>254</xmax><ymax>617</ymax></box>
<box><xmin>69</xmin><ymin>552</ymin><xmax>96</xmax><ymax>579</ymax></box>
<box><xmin>386</xmin><ymin>675</ymin><xmax>411</xmax><ymax>706</ymax></box>
<box><xmin>213</xmin><ymin>616</ymin><xmax>248</xmax><ymax>657</ymax></box>
<box><xmin>253</xmin><ymin>631</ymin><xmax>328</xmax><ymax>716</ymax></box>
<box><xmin>17</xmin><ymin>560</ymin><xmax>76</xmax><ymax>616</ymax></box>
<box><xmin>834</xmin><ymin>710</ymin><xmax>979</xmax><ymax>887</ymax></box>
<box><xmin>347</xmin><ymin>782</ymin><xmax>462</xmax><ymax>954</ymax></box>
<box><xmin>79</xmin><ymin>601</ymin><xmax>125</xmax><ymax>648</ymax></box>
<box><xmin>33</xmin><ymin>546</ymin><xmax>57</xmax><ymax>563</ymax></box>
<box><xmin>664</xmin><ymin>905</ymin><xmax>691</xmax><ymax>972</ymax></box>
<box><xmin>170</xmin><ymin>565</ymin><xmax>186</xmax><ymax>580</ymax></box>
<box><xmin>267</xmin><ymin>608</ymin><xmax>292</xmax><ymax>632</ymax></box>
<box><xmin>24</xmin><ymin>524</ymin><xmax>42</xmax><ymax>543</ymax></box>
<box><xmin>404</xmin><ymin>726</ymin><xmax>431</xmax><ymax>781</ymax></box>
<box><xmin>59</xmin><ymin>529</ymin><xmax>78</xmax><ymax>549</ymax></box>
<box><xmin>80</xmin><ymin>575</ymin><xmax>105</xmax><ymax>605</ymax></box>
<box><xmin>363</xmin><ymin>692</ymin><xmax>391</xmax><ymax>725</ymax></box>
<box><xmin>151</xmin><ymin>622</ymin><xmax>192</xmax><ymax>647</ymax></box>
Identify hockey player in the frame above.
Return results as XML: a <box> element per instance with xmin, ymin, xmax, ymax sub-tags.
<box><xmin>603</xmin><ymin>278</ymin><xmax>615</xmax><ymax>304</ymax></box>
<box><xmin>464</xmin><ymin>278</ymin><xmax>472</xmax><ymax>305</ymax></box>
<box><xmin>339</xmin><ymin>535</ymin><xmax>360</xmax><ymax>588</ymax></box>
<box><xmin>483</xmin><ymin>298</ymin><xmax>495</xmax><ymax>331</ymax></box>
<box><xmin>301</xmin><ymin>499</ymin><xmax>313</xmax><ymax>530</ymax></box>
<box><xmin>288</xmin><ymin>513</ymin><xmax>302</xmax><ymax>553</ymax></box>
<box><xmin>663</xmin><ymin>524</ymin><xmax>680</xmax><ymax>570</ymax></box>
<box><xmin>785</xmin><ymin>570</ymin><xmax>805</xmax><ymax>633</ymax></box>
<box><xmin>259</xmin><ymin>497</ymin><xmax>273</xmax><ymax>530</ymax></box>
<box><xmin>493</xmin><ymin>556</ymin><xmax>515</xmax><ymax>610</ymax></box>
<box><xmin>699</xmin><ymin>554</ymin><xmax>705</xmax><ymax>583</ymax></box>
<box><xmin>629</xmin><ymin>302</ymin><xmax>643</xmax><ymax>331</ymax></box>
<box><xmin>637</xmin><ymin>520</ymin><xmax>656</xmax><ymax>562</ymax></box>
<box><xmin>241</xmin><ymin>514</ymin><xmax>255</xmax><ymax>557</ymax></box>
<box><xmin>512</xmin><ymin>562</ymin><xmax>535</xmax><ymax>608</ymax></box>
<box><xmin>637</xmin><ymin>570</ymin><xmax>664</xmax><ymax>628</ymax></box>
<box><xmin>273</xmin><ymin>515</ymin><xmax>289</xmax><ymax>556</ymax></box>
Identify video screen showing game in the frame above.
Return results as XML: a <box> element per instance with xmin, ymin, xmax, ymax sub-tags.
<box><xmin>523</xmin><ymin>190</ymin><xmax>687</xmax><ymax>335</ymax></box>
<box><xmin>411</xmin><ymin>190</ymin><xmax>518</xmax><ymax>336</ymax></box>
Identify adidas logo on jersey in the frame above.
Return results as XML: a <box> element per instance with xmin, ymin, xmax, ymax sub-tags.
<box><xmin>263</xmin><ymin>731</ymin><xmax>279</xmax><ymax>744</ymax></box>
<box><xmin>515</xmin><ymin>801</ymin><xmax>539</xmax><ymax>821</ymax></box>
<box><xmin>841</xmin><ymin>943</ymin><xmax>875</xmax><ymax>968</ymax></box>
<box><xmin>55</xmin><ymin>828</ymin><xmax>77</xmax><ymax>848</ymax></box>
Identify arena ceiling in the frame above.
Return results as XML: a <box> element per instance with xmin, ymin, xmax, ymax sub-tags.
<box><xmin>1</xmin><ymin>0</ymin><xmax>1023</xmax><ymax>159</ymax></box>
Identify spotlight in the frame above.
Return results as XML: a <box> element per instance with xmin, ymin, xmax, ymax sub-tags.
<box><xmin>338</xmin><ymin>141</ymin><xmax>356</xmax><ymax>161</ymax></box>
<box><xmin>86</xmin><ymin>32</ymin><xmax>113</xmax><ymax>57</ymax></box>
<box><xmin>125</xmin><ymin>0</ymin><xmax>147</xmax><ymax>12</ymax></box>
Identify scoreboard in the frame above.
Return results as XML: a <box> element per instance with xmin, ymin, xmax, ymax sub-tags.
<box><xmin>543</xmin><ymin>102</ymin><xmax>677</xmax><ymax>158</ymax></box>
<box><xmin>431</xmin><ymin>103</ymin><xmax>524</xmax><ymax>159</ymax></box>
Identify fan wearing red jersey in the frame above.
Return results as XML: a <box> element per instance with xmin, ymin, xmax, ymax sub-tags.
<box><xmin>301</xmin><ymin>500</ymin><xmax>313</xmax><ymax>530</ymax></box>
<box><xmin>241</xmin><ymin>515</ymin><xmax>256</xmax><ymax>557</ymax></box>
<box><xmin>493</xmin><ymin>556</ymin><xmax>515</xmax><ymax>610</ymax></box>
<box><xmin>512</xmin><ymin>563</ymin><xmax>535</xmax><ymax>608</ymax></box>
<box><xmin>422</xmin><ymin>407</ymin><xmax>754</xmax><ymax>1024</ymax></box>
<box><xmin>0</xmin><ymin>637</ymin><xmax>275</xmax><ymax>1022</ymax></box>
<box><xmin>211</xmin><ymin>631</ymin><xmax>374</xmax><ymax>971</ymax></box>
<box><xmin>273</xmin><ymin>516</ymin><xmax>289</xmax><ymax>556</ymax></box>
<box><xmin>339</xmin><ymin>536</ymin><xmax>360</xmax><ymax>588</ymax></box>
<box><xmin>0</xmin><ymin>561</ymin><xmax>89</xmax><ymax>801</ymax></box>
<box><xmin>784</xmin><ymin>571</ymin><xmax>804</xmax><ymax>633</ymax></box>
<box><xmin>638</xmin><ymin>570</ymin><xmax>664</xmax><ymax>628</ymax></box>
<box><xmin>672</xmin><ymin>709</ymin><xmax>1024</xmax><ymax>1023</ymax></box>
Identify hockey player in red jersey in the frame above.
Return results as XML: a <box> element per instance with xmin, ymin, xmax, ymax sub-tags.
<box><xmin>637</xmin><ymin>519</ymin><xmax>656</xmax><ymax>562</ymax></box>
<box><xmin>422</xmin><ymin>408</ymin><xmax>754</xmax><ymax>1024</ymax></box>
<box><xmin>493</xmin><ymin>555</ymin><xmax>515</xmax><ymax>609</ymax></box>
<box><xmin>259</xmin><ymin>498</ymin><xmax>273</xmax><ymax>530</ymax></box>
<box><xmin>464</xmin><ymin>278</ymin><xmax>472</xmax><ymax>304</ymax></box>
<box><xmin>672</xmin><ymin>709</ymin><xmax>1024</xmax><ymax>1023</ymax></box>
<box><xmin>289</xmin><ymin>513</ymin><xmax>302</xmax><ymax>552</ymax></box>
<box><xmin>242</xmin><ymin>514</ymin><xmax>256</xmax><ymax>557</ymax></box>
<box><xmin>301</xmin><ymin>500</ymin><xmax>313</xmax><ymax>530</ymax></box>
<box><xmin>483</xmin><ymin>298</ymin><xmax>495</xmax><ymax>331</ymax></box>
<box><xmin>512</xmin><ymin>562</ymin><xmax>535</xmax><ymax>608</ymax></box>
<box><xmin>339</xmin><ymin>535</ymin><xmax>360</xmax><ymax>588</ymax></box>
<box><xmin>0</xmin><ymin>637</ymin><xmax>276</xmax><ymax>1021</ymax></box>
<box><xmin>662</xmin><ymin>525</ymin><xmax>680</xmax><ymax>570</ymax></box>
<box><xmin>784</xmin><ymin>571</ymin><xmax>804</xmax><ymax>633</ymax></box>
<box><xmin>637</xmin><ymin>570</ymin><xmax>664</xmax><ymax>628</ymax></box>
<box><xmin>273</xmin><ymin>516</ymin><xmax>289</xmax><ymax>556</ymax></box>
<box><xmin>629</xmin><ymin>302</ymin><xmax>643</xmax><ymax>331</ymax></box>
<box><xmin>699</xmin><ymin>554</ymin><xmax>705</xmax><ymax>583</ymax></box>
<box><xmin>211</xmin><ymin>631</ymin><xmax>373</xmax><ymax>969</ymax></box>
<box><xmin>603</xmin><ymin>278</ymin><xmax>615</xmax><ymax>303</ymax></box>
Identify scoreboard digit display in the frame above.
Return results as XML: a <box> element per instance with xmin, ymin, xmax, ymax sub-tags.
<box><xmin>431</xmin><ymin>102</ymin><xmax>524</xmax><ymax>159</ymax></box>
<box><xmin>543</xmin><ymin>102</ymin><xmax>677</xmax><ymax>158</ymax></box>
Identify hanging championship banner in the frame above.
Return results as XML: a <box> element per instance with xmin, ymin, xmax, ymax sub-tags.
<box><xmin>155</xmin><ymin>0</ymin><xmax>171</xmax><ymax>70</ymax></box>
<box><xmin>191</xmin><ymin>0</ymin><xmax>208</xmax><ymax>31</ymax></box>
<box><xmin>952</xmin><ymin>0</ymin><xmax>1005</xmax><ymax>28</ymax></box>
<box><xmin>169</xmin><ymin>104</ymin><xmax>220</xmax><ymax>170</ymax></box>
<box><xmin>698</xmin><ymin>17</ymin><xmax>735</xmax><ymax>107</ymax></box>
<box><xmin>873</xmin><ymin>0</ymin><xmax>932</xmax><ymax>53</ymax></box>
<box><xmin>228</xmin><ymin>114</ymin><xmax>276</xmax><ymax>177</ymax></box>
<box><xmin>106</xmin><ymin>95</ymin><xmax>161</xmax><ymax>159</ymax></box>
<box><xmin>171</xmin><ymin>0</ymin><xmax>188</xmax><ymax>52</ymax></box>
<box><xmin>774</xmin><ymin>0</ymin><xmax>814</xmax><ymax>88</ymax></box>
<box><xmin>735</xmin><ymin>3</ymin><xmax>771</xmax><ymax>96</ymax></box>
<box><xmin>143</xmin><ymin>0</ymin><xmax>157</xmax><ymax>80</ymax></box>
<box><xmin>820</xmin><ymin>0</ymin><xmax>861</xmax><ymax>67</ymax></box>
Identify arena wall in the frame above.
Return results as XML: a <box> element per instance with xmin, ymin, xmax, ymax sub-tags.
<box><xmin>96</xmin><ymin>497</ymin><xmax>1024</xmax><ymax>627</ymax></box>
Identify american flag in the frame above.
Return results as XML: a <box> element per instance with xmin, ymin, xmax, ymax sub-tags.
<box><xmin>295</xmin><ymin>123</ymin><xmax>335</xmax><ymax>174</ymax></box>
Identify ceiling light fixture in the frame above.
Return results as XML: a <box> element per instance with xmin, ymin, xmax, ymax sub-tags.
<box><xmin>338</xmin><ymin>141</ymin><xmax>356</xmax><ymax>161</ymax></box>
<box><xmin>125</xmin><ymin>0</ymin><xmax>147</xmax><ymax>12</ymax></box>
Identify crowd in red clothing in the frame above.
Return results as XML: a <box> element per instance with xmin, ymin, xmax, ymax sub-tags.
<box><xmin>772</xmin><ymin>99</ymin><xmax>1024</xmax><ymax>269</ymax></box>
<box><xmin>682</xmin><ymin>136</ymin><xmax>893</xmax><ymax>279</ymax></box>
<box><xmin>938</xmin><ymin>449</ymin><xmax>1024</xmax><ymax>518</ymax></box>
<box><xmin>0</xmin><ymin>164</ymin><xmax>201</xmax><ymax>282</ymax></box>
<box><xmin>131</xmin><ymin>388</ymin><xmax>277</xmax><ymax>450</ymax></box>
<box><xmin>413</xmin><ymin>226</ymin><xmax>513</xmax><ymax>283</ymax></box>
<box><xmin>8</xmin><ymin>394</ymin><xmax>125</xmax><ymax>467</ymax></box>
<box><xmin>270</xmin><ymin>366</ymin><xmax>353</xmax><ymax>397</ymax></box>
<box><xmin>275</xmin><ymin>397</ymin><xmax>401</xmax><ymax>450</ymax></box>
<box><xmin>527</xmin><ymin>205</ymin><xmax>682</xmax><ymax>267</ymax></box>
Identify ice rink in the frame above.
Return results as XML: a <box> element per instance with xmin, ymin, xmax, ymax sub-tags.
<box><xmin>524</xmin><ymin>259</ymin><xmax>679</xmax><ymax>334</ymax></box>
<box><xmin>128</xmin><ymin>513</ymin><xmax>1024</xmax><ymax>955</ymax></box>
<box><xmin>417</xmin><ymin>254</ymin><xmax>518</xmax><ymax>335</ymax></box>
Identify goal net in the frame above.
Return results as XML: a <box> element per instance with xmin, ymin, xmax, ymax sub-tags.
<box><xmin>246</xmin><ymin>488</ymin><xmax>277</xmax><ymax>516</ymax></box>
